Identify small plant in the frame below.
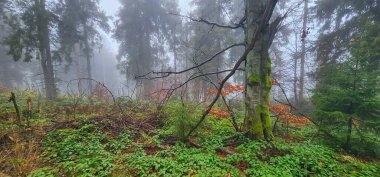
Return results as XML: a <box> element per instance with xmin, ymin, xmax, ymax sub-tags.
<box><xmin>164</xmin><ymin>101</ymin><xmax>199</xmax><ymax>140</ymax></box>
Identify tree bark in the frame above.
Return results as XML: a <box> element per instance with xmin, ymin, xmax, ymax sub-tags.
<box><xmin>345</xmin><ymin>58</ymin><xmax>359</xmax><ymax>150</ymax></box>
<box><xmin>35</xmin><ymin>0</ymin><xmax>57</xmax><ymax>100</ymax></box>
<box><xmin>293</xmin><ymin>64</ymin><xmax>298</xmax><ymax>102</ymax></box>
<box><xmin>244</xmin><ymin>0</ymin><xmax>274</xmax><ymax>140</ymax></box>
<box><xmin>299</xmin><ymin>0</ymin><xmax>308</xmax><ymax>102</ymax></box>
<box><xmin>83</xmin><ymin>22</ymin><xmax>93</xmax><ymax>94</ymax></box>
<box><xmin>293</xmin><ymin>32</ymin><xmax>298</xmax><ymax>103</ymax></box>
<box><xmin>344</xmin><ymin>117</ymin><xmax>353</xmax><ymax>150</ymax></box>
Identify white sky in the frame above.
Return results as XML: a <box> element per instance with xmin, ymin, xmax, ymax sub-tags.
<box><xmin>99</xmin><ymin>0</ymin><xmax>191</xmax><ymax>54</ymax></box>
<box><xmin>99</xmin><ymin>0</ymin><xmax>120</xmax><ymax>54</ymax></box>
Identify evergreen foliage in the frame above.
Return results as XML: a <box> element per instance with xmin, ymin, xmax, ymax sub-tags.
<box><xmin>313</xmin><ymin>0</ymin><xmax>380</xmax><ymax>155</ymax></box>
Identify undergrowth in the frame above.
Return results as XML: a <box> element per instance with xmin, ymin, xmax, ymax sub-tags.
<box><xmin>30</xmin><ymin>122</ymin><xmax>379</xmax><ymax>177</ymax></box>
<box><xmin>0</xmin><ymin>92</ymin><xmax>378</xmax><ymax>176</ymax></box>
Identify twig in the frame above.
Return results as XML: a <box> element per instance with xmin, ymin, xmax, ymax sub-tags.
<box><xmin>169</xmin><ymin>12</ymin><xmax>246</xmax><ymax>29</ymax></box>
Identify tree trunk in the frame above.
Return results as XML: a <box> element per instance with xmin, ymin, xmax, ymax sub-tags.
<box><xmin>344</xmin><ymin>117</ymin><xmax>353</xmax><ymax>150</ymax></box>
<box><xmin>345</xmin><ymin>59</ymin><xmax>359</xmax><ymax>150</ymax></box>
<box><xmin>173</xmin><ymin>47</ymin><xmax>178</xmax><ymax>86</ymax></box>
<box><xmin>293</xmin><ymin>58</ymin><xmax>298</xmax><ymax>103</ymax></box>
<box><xmin>83</xmin><ymin>23</ymin><xmax>93</xmax><ymax>94</ymax></box>
<box><xmin>299</xmin><ymin>0</ymin><xmax>308</xmax><ymax>102</ymax></box>
<box><xmin>244</xmin><ymin>0</ymin><xmax>273</xmax><ymax>140</ymax></box>
<box><xmin>293</xmin><ymin>32</ymin><xmax>298</xmax><ymax>103</ymax></box>
<box><xmin>35</xmin><ymin>0</ymin><xmax>56</xmax><ymax>100</ymax></box>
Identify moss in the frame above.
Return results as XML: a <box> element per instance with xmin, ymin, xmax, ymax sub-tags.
<box><xmin>249</xmin><ymin>121</ymin><xmax>264</xmax><ymax>139</ymax></box>
<box><xmin>259</xmin><ymin>105</ymin><xmax>269</xmax><ymax>117</ymax></box>
<box><xmin>248</xmin><ymin>74</ymin><xmax>261</xmax><ymax>84</ymax></box>
<box><xmin>246</xmin><ymin>104</ymin><xmax>273</xmax><ymax>140</ymax></box>
<box><xmin>265</xmin><ymin>58</ymin><xmax>272</xmax><ymax>90</ymax></box>
<box><xmin>260</xmin><ymin>104</ymin><xmax>273</xmax><ymax>140</ymax></box>
<box><xmin>265</xmin><ymin>74</ymin><xmax>272</xmax><ymax>90</ymax></box>
<box><xmin>245</xmin><ymin>58</ymin><xmax>274</xmax><ymax>140</ymax></box>
<box><xmin>247</xmin><ymin>105</ymin><xmax>265</xmax><ymax>140</ymax></box>
<box><xmin>266</xmin><ymin>58</ymin><xmax>272</xmax><ymax>72</ymax></box>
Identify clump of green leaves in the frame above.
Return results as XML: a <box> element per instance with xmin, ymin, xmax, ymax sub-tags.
<box><xmin>28</xmin><ymin>167</ymin><xmax>59</xmax><ymax>177</ymax></box>
<box><xmin>41</xmin><ymin>124</ymin><xmax>133</xmax><ymax>177</ymax></box>
<box><xmin>120</xmin><ymin>142</ymin><xmax>240</xmax><ymax>176</ymax></box>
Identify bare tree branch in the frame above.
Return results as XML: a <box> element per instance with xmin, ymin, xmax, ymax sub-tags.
<box><xmin>136</xmin><ymin>43</ymin><xmax>244</xmax><ymax>80</ymax></box>
<box><xmin>169</xmin><ymin>12</ymin><xmax>246</xmax><ymax>29</ymax></box>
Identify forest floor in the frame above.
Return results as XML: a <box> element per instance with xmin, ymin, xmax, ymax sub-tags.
<box><xmin>0</xmin><ymin>90</ymin><xmax>379</xmax><ymax>177</ymax></box>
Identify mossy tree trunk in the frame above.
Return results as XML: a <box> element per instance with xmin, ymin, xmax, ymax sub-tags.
<box><xmin>244</xmin><ymin>0</ymin><xmax>274</xmax><ymax>140</ymax></box>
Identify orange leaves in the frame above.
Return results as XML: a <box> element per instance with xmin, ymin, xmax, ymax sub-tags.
<box><xmin>269</xmin><ymin>104</ymin><xmax>310</xmax><ymax>124</ymax></box>
<box><xmin>208</xmin><ymin>84</ymin><xmax>245</xmax><ymax>96</ymax></box>
<box><xmin>269</xmin><ymin>103</ymin><xmax>289</xmax><ymax>116</ymax></box>
<box><xmin>271</xmin><ymin>79</ymin><xmax>278</xmax><ymax>85</ymax></box>
<box><xmin>208</xmin><ymin>89</ymin><xmax>218</xmax><ymax>95</ymax></box>
<box><xmin>207</xmin><ymin>83</ymin><xmax>309</xmax><ymax>125</ymax></box>
<box><xmin>208</xmin><ymin>82</ymin><xmax>278</xmax><ymax>96</ymax></box>
<box><xmin>209</xmin><ymin>108</ymin><xmax>231</xmax><ymax>118</ymax></box>
<box><xmin>282</xmin><ymin>115</ymin><xmax>310</xmax><ymax>124</ymax></box>
<box><xmin>208</xmin><ymin>104</ymin><xmax>310</xmax><ymax>124</ymax></box>
<box><xmin>224</xmin><ymin>84</ymin><xmax>245</xmax><ymax>94</ymax></box>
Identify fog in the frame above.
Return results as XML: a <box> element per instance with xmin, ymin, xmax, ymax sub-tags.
<box><xmin>0</xmin><ymin>0</ymin><xmax>337</xmax><ymax>101</ymax></box>
<box><xmin>1</xmin><ymin>0</ymin><xmax>306</xmax><ymax>98</ymax></box>
<box><xmin>1</xmin><ymin>1</ymin><xmax>379</xmax><ymax>175</ymax></box>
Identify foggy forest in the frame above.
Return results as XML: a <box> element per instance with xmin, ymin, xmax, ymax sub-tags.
<box><xmin>0</xmin><ymin>0</ymin><xmax>379</xmax><ymax>176</ymax></box>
